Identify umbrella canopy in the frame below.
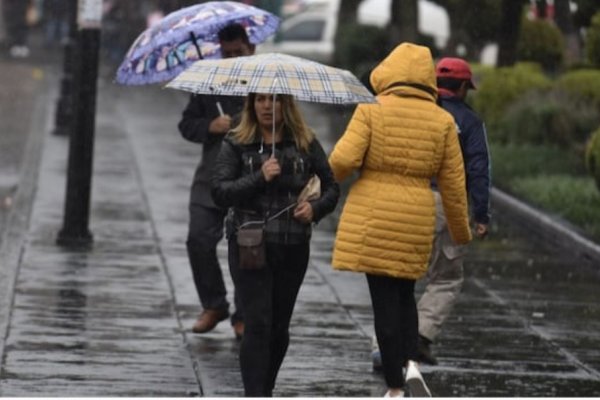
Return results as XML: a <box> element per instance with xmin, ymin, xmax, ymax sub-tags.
<box><xmin>116</xmin><ymin>1</ymin><xmax>280</xmax><ymax>85</ymax></box>
<box><xmin>165</xmin><ymin>53</ymin><xmax>377</xmax><ymax>105</ymax></box>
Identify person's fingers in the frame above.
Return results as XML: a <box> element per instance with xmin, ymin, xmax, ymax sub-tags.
<box><xmin>475</xmin><ymin>224</ymin><xmax>488</xmax><ymax>238</ymax></box>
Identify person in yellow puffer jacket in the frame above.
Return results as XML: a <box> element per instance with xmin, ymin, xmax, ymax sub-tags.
<box><xmin>328</xmin><ymin>42</ymin><xmax>472</xmax><ymax>398</ymax></box>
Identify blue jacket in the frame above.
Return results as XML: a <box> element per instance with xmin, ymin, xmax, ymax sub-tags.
<box><xmin>439</xmin><ymin>93</ymin><xmax>491</xmax><ymax>224</ymax></box>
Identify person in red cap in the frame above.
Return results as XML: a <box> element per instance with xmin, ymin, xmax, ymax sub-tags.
<box><xmin>416</xmin><ymin>57</ymin><xmax>491</xmax><ymax>365</ymax></box>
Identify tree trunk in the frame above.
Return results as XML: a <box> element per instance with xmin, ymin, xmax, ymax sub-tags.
<box><xmin>535</xmin><ymin>0</ymin><xmax>548</xmax><ymax>19</ymax></box>
<box><xmin>554</xmin><ymin>0</ymin><xmax>582</xmax><ymax>64</ymax></box>
<box><xmin>389</xmin><ymin>0</ymin><xmax>418</xmax><ymax>46</ymax></box>
<box><xmin>334</xmin><ymin>0</ymin><xmax>363</xmax><ymax>65</ymax></box>
<box><xmin>497</xmin><ymin>0</ymin><xmax>526</xmax><ymax>67</ymax></box>
<box><xmin>338</xmin><ymin>0</ymin><xmax>362</xmax><ymax>25</ymax></box>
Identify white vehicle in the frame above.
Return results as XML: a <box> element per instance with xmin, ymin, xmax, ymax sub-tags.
<box><xmin>258</xmin><ymin>1</ymin><xmax>340</xmax><ymax>64</ymax></box>
<box><xmin>258</xmin><ymin>0</ymin><xmax>449</xmax><ymax>65</ymax></box>
<box><xmin>358</xmin><ymin>0</ymin><xmax>449</xmax><ymax>49</ymax></box>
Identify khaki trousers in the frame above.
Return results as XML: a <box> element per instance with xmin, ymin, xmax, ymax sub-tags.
<box><xmin>417</xmin><ymin>191</ymin><xmax>468</xmax><ymax>342</ymax></box>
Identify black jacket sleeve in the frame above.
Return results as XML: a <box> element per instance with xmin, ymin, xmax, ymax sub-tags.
<box><xmin>211</xmin><ymin>137</ymin><xmax>266</xmax><ymax>208</ymax></box>
<box><xmin>308</xmin><ymin>139</ymin><xmax>340</xmax><ymax>223</ymax></box>
<box><xmin>178</xmin><ymin>94</ymin><xmax>221</xmax><ymax>145</ymax></box>
<box><xmin>461</xmin><ymin>118</ymin><xmax>491</xmax><ymax>224</ymax></box>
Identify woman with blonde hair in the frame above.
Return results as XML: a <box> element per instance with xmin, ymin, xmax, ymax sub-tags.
<box><xmin>211</xmin><ymin>92</ymin><xmax>339</xmax><ymax>397</ymax></box>
<box><xmin>329</xmin><ymin>42</ymin><xmax>472</xmax><ymax>397</ymax></box>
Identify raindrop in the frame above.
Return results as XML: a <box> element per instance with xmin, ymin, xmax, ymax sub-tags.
<box><xmin>2</xmin><ymin>196</ymin><xmax>12</xmax><ymax>208</ymax></box>
<box><xmin>527</xmin><ymin>258</ymin><xmax>534</xmax><ymax>267</ymax></box>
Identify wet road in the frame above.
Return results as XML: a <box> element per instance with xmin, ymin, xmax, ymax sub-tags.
<box><xmin>0</xmin><ymin>55</ymin><xmax>599</xmax><ymax>396</ymax></box>
<box><xmin>0</xmin><ymin>61</ymin><xmax>46</xmax><ymax>245</ymax></box>
<box><xmin>114</xmin><ymin>85</ymin><xmax>600</xmax><ymax>396</ymax></box>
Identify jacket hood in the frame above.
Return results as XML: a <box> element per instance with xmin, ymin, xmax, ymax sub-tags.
<box><xmin>370</xmin><ymin>42</ymin><xmax>437</xmax><ymax>100</ymax></box>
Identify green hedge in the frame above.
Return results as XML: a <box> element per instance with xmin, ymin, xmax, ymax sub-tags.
<box><xmin>511</xmin><ymin>174</ymin><xmax>600</xmax><ymax>241</ymax></box>
<box><xmin>491</xmin><ymin>142</ymin><xmax>600</xmax><ymax>241</ymax></box>
<box><xmin>472</xmin><ymin>63</ymin><xmax>551</xmax><ymax>133</ymax></box>
<box><xmin>517</xmin><ymin>18</ymin><xmax>565</xmax><ymax>72</ymax></box>
<box><xmin>496</xmin><ymin>89</ymin><xmax>600</xmax><ymax>146</ymax></box>
<box><xmin>490</xmin><ymin>143</ymin><xmax>586</xmax><ymax>188</ymax></box>
<box><xmin>586</xmin><ymin>12</ymin><xmax>600</xmax><ymax>67</ymax></box>
<box><xmin>586</xmin><ymin>127</ymin><xmax>600</xmax><ymax>189</ymax></box>
<box><xmin>555</xmin><ymin>69</ymin><xmax>600</xmax><ymax>109</ymax></box>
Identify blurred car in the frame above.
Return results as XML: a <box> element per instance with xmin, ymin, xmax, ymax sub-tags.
<box><xmin>257</xmin><ymin>0</ymin><xmax>339</xmax><ymax>64</ymax></box>
<box><xmin>257</xmin><ymin>0</ymin><xmax>449</xmax><ymax>65</ymax></box>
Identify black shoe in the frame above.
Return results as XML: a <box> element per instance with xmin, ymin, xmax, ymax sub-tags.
<box><xmin>232</xmin><ymin>320</ymin><xmax>244</xmax><ymax>341</ymax></box>
<box><xmin>417</xmin><ymin>336</ymin><xmax>438</xmax><ymax>366</ymax></box>
<box><xmin>371</xmin><ymin>349</ymin><xmax>383</xmax><ymax>372</ymax></box>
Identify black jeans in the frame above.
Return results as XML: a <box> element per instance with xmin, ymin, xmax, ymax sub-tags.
<box><xmin>366</xmin><ymin>274</ymin><xmax>418</xmax><ymax>388</ymax></box>
<box><xmin>187</xmin><ymin>204</ymin><xmax>242</xmax><ymax>323</ymax></box>
<box><xmin>233</xmin><ymin>241</ymin><xmax>310</xmax><ymax>397</ymax></box>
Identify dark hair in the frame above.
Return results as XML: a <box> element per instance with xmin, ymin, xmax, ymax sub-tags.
<box><xmin>218</xmin><ymin>23</ymin><xmax>250</xmax><ymax>45</ymax></box>
<box><xmin>360</xmin><ymin>69</ymin><xmax>376</xmax><ymax>95</ymax></box>
<box><xmin>436</xmin><ymin>77</ymin><xmax>465</xmax><ymax>91</ymax></box>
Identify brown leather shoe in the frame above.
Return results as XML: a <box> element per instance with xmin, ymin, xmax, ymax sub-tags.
<box><xmin>192</xmin><ymin>308</ymin><xmax>229</xmax><ymax>333</ymax></box>
<box><xmin>232</xmin><ymin>321</ymin><xmax>244</xmax><ymax>340</ymax></box>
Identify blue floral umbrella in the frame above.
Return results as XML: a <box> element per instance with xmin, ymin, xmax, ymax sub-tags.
<box><xmin>115</xmin><ymin>1</ymin><xmax>280</xmax><ymax>85</ymax></box>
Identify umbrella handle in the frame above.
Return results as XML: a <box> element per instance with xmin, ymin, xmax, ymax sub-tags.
<box><xmin>272</xmin><ymin>92</ymin><xmax>277</xmax><ymax>155</ymax></box>
<box><xmin>189</xmin><ymin>32</ymin><xmax>203</xmax><ymax>60</ymax></box>
<box><xmin>271</xmin><ymin>77</ymin><xmax>280</xmax><ymax>156</ymax></box>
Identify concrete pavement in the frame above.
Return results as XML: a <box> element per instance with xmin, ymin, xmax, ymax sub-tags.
<box><xmin>0</xmin><ymin>59</ymin><xmax>599</xmax><ymax>396</ymax></box>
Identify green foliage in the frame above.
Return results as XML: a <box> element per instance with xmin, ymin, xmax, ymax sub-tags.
<box><xmin>496</xmin><ymin>89</ymin><xmax>600</xmax><ymax>146</ymax></box>
<box><xmin>555</xmin><ymin>69</ymin><xmax>600</xmax><ymax>109</ymax></box>
<box><xmin>585</xmin><ymin>127</ymin><xmax>600</xmax><ymax>190</ymax></box>
<box><xmin>489</xmin><ymin>142</ymin><xmax>600</xmax><ymax>241</ymax></box>
<box><xmin>489</xmin><ymin>143</ymin><xmax>587</xmax><ymax>188</ymax></box>
<box><xmin>573</xmin><ymin>0</ymin><xmax>600</xmax><ymax>28</ymax></box>
<box><xmin>471</xmin><ymin>63</ymin><xmax>551</xmax><ymax>132</ymax></box>
<box><xmin>334</xmin><ymin>24</ymin><xmax>390</xmax><ymax>77</ymax></box>
<box><xmin>517</xmin><ymin>18</ymin><xmax>565</xmax><ymax>72</ymax></box>
<box><xmin>510</xmin><ymin>174</ymin><xmax>600</xmax><ymax>241</ymax></box>
<box><xmin>585</xmin><ymin>12</ymin><xmax>600</xmax><ymax>67</ymax></box>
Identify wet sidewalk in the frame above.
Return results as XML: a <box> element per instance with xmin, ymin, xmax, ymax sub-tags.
<box><xmin>1</xmin><ymin>65</ymin><xmax>599</xmax><ymax>397</ymax></box>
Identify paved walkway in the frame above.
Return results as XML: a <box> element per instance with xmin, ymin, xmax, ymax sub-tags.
<box><xmin>1</xmin><ymin>63</ymin><xmax>599</xmax><ymax>397</ymax></box>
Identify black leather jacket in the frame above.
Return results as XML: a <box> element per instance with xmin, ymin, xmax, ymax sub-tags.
<box><xmin>211</xmin><ymin>130</ymin><xmax>340</xmax><ymax>244</ymax></box>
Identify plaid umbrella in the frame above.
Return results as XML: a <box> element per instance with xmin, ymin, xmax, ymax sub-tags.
<box><xmin>165</xmin><ymin>53</ymin><xmax>377</xmax><ymax>105</ymax></box>
<box><xmin>115</xmin><ymin>1</ymin><xmax>280</xmax><ymax>85</ymax></box>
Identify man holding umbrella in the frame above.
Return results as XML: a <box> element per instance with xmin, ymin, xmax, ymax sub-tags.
<box><xmin>178</xmin><ymin>23</ymin><xmax>255</xmax><ymax>339</ymax></box>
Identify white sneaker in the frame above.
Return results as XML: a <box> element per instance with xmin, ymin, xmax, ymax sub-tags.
<box><xmin>405</xmin><ymin>360</ymin><xmax>431</xmax><ymax>397</ymax></box>
<box><xmin>9</xmin><ymin>45</ymin><xmax>20</xmax><ymax>57</ymax></box>
<box><xmin>384</xmin><ymin>389</ymin><xmax>405</xmax><ymax>397</ymax></box>
<box><xmin>9</xmin><ymin>45</ymin><xmax>30</xmax><ymax>58</ymax></box>
<box><xmin>19</xmin><ymin>46</ymin><xmax>30</xmax><ymax>58</ymax></box>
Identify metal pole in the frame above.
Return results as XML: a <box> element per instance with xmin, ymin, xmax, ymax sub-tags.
<box><xmin>57</xmin><ymin>1</ymin><xmax>102</xmax><ymax>248</ymax></box>
<box><xmin>52</xmin><ymin>0</ymin><xmax>79</xmax><ymax>136</ymax></box>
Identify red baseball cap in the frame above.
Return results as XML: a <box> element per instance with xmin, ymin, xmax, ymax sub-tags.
<box><xmin>435</xmin><ymin>57</ymin><xmax>476</xmax><ymax>89</ymax></box>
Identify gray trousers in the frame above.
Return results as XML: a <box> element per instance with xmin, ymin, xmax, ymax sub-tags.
<box><xmin>417</xmin><ymin>191</ymin><xmax>468</xmax><ymax>342</ymax></box>
<box><xmin>187</xmin><ymin>204</ymin><xmax>243</xmax><ymax>323</ymax></box>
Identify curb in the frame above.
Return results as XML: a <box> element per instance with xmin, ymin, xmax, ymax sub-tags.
<box><xmin>491</xmin><ymin>187</ymin><xmax>600</xmax><ymax>266</ymax></box>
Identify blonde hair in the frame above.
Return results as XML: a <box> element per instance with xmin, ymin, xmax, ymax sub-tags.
<box><xmin>231</xmin><ymin>93</ymin><xmax>315</xmax><ymax>152</ymax></box>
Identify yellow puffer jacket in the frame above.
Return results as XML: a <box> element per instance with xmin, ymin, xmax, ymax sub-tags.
<box><xmin>329</xmin><ymin>43</ymin><xmax>472</xmax><ymax>280</ymax></box>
